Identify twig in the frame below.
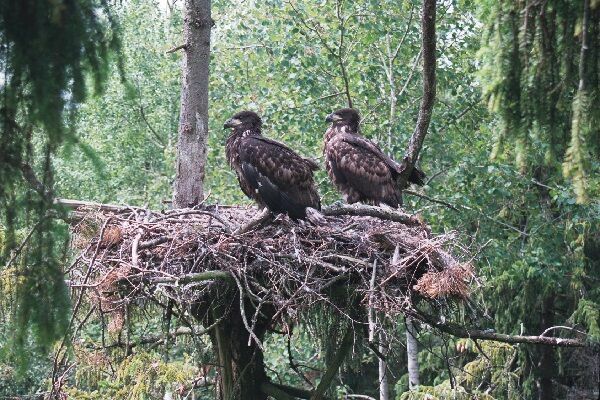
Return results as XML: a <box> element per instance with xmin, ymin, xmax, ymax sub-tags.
<box><xmin>540</xmin><ymin>325</ymin><xmax>586</xmax><ymax>337</ymax></box>
<box><xmin>5</xmin><ymin>216</ymin><xmax>48</xmax><ymax>269</ymax></box>
<box><xmin>166</xmin><ymin>43</ymin><xmax>187</xmax><ymax>54</ymax></box>
<box><xmin>404</xmin><ymin>189</ymin><xmax>458</xmax><ymax>211</ymax></box>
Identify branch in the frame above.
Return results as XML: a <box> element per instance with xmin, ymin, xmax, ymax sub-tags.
<box><xmin>416</xmin><ymin>313</ymin><xmax>592</xmax><ymax>348</ymax></box>
<box><xmin>336</xmin><ymin>0</ymin><xmax>353</xmax><ymax>108</ymax></box>
<box><xmin>322</xmin><ymin>203</ymin><xmax>422</xmax><ymax>226</ymax></box>
<box><xmin>398</xmin><ymin>0</ymin><xmax>437</xmax><ymax>187</ymax></box>
<box><xmin>94</xmin><ymin>325</ymin><xmax>202</xmax><ymax>350</ymax></box>
<box><xmin>20</xmin><ymin>162</ymin><xmax>53</xmax><ymax>200</ymax></box>
<box><xmin>260</xmin><ymin>383</ymin><xmax>297</xmax><ymax>400</ymax></box>
<box><xmin>578</xmin><ymin>0</ymin><xmax>590</xmax><ymax>91</ymax></box>
<box><xmin>124</xmin><ymin>270</ymin><xmax>233</xmax><ymax>286</ymax></box>
<box><xmin>55</xmin><ymin>198</ymin><xmax>144</xmax><ymax>213</ymax></box>
<box><xmin>138</xmin><ymin>236</ymin><xmax>170</xmax><ymax>250</ymax></box>
<box><xmin>262</xmin><ymin>382</ymin><xmax>324</xmax><ymax>400</ymax></box>
<box><xmin>166</xmin><ymin>43</ymin><xmax>187</xmax><ymax>54</ymax></box>
<box><xmin>5</xmin><ymin>217</ymin><xmax>48</xmax><ymax>269</ymax></box>
<box><xmin>233</xmin><ymin>208</ymin><xmax>272</xmax><ymax>234</ymax></box>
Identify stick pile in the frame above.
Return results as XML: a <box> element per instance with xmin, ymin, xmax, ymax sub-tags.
<box><xmin>67</xmin><ymin>203</ymin><xmax>474</xmax><ymax>331</ymax></box>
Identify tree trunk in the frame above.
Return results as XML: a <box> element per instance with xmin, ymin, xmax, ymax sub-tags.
<box><xmin>536</xmin><ymin>296</ymin><xmax>555</xmax><ymax>400</ymax></box>
<box><xmin>201</xmin><ymin>291</ymin><xmax>272</xmax><ymax>400</ymax></box>
<box><xmin>173</xmin><ymin>0</ymin><xmax>211</xmax><ymax>208</ymax></box>
<box><xmin>398</xmin><ymin>0</ymin><xmax>436</xmax><ymax>189</ymax></box>
<box><xmin>378</xmin><ymin>329</ymin><xmax>390</xmax><ymax>400</ymax></box>
<box><xmin>406</xmin><ymin>317</ymin><xmax>420</xmax><ymax>390</ymax></box>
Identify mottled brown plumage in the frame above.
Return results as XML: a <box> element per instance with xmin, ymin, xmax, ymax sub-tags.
<box><xmin>323</xmin><ymin>108</ymin><xmax>425</xmax><ymax>207</ymax></box>
<box><xmin>224</xmin><ymin>111</ymin><xmax>321</xmax><ymax>220</ymax></box>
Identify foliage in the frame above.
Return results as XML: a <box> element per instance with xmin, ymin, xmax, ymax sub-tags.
<box><xmin>64</xmin><ymin>351</ymin><xmax>199</xmax><ymax>399</ymax></box>
<box><xmin>0</xmin><ymin>0</ymin><xmax>598</xmax><ymax>398</ymax></box>
<box><xmin>0</xmin><ymin>0</ymin><xmax>120</xmax><ymax>359</ymax></box>
<box><xmin>477</xmin><ymin>0</ymin><xmax>600</xmax><ymax>202</ymax></box>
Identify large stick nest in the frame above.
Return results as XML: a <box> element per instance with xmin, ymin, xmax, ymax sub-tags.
<box><xmin>68</xmin><ymin>204</ymin><xmax>474</xmax><ymax>331</ymax></box>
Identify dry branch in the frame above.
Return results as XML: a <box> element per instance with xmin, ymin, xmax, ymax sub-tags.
<box><xmin>416</xmin><ymin>314</ymin><xmax>591</xmax><ymax>348</ymax></box>
<box><xmin>322</xmin><ymin>203</ymin><xmax>423</xmax><ymax>226</ymax></box>
<box><xmin>65</xmin><ymin>203</ymin><xmax>468</xmax><ymax>344</ymax></box>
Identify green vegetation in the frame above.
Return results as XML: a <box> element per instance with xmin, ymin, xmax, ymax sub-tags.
<box><xmin>1</xmin><ymin>0</ymin><xmax>598</xmax><ymax>398</ymax></box>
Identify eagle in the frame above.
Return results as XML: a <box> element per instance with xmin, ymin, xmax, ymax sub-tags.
<box><xmin>224</xmin><ymin>110</ymin><xmax>322</xmax><ymax>221</ymax></box>
<box><xmin>323</xmin><ymin>108</ymin><xmax>425</xmax><ymax>207</ymax></box>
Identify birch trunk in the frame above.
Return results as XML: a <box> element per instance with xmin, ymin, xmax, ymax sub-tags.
<box><xmin>406</xmin><ymin>317</ymin><xmax>420</xmax><ymax>389</ymax></box>
<box><xmin>379</xmin><ymin>330</ymin><xmax>390</xmax><ymax>400</ymax></box>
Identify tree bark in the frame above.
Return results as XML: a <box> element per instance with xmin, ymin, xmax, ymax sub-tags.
<box><xmin>173</xmin><ymin>0</ymin><xmax>212</xmax><ymax>208</ymax></box>
<box><xmin>201</xmin><ymin>290</ymin><xmax>272</xmax><ymax>400</ymax></box>
<box><xmin>406</xmin><ymin>317</ymin><xmax>420</xmax><ymax>390</ymax></box>
<box><xmin>398</xmin><ymin>0</ymin><xmax>436</xmax><ymax>189</ymax></box>
<box><xmin>536</xmin><ymin>297</ymin><xmax>556</xmax><ymax>400</ymax></box>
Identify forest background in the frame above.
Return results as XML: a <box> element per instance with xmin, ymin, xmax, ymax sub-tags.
<box><xmin>0</xmin><ymin>0</ymin><xmax>599</xmax><ymax>399</ymax></box>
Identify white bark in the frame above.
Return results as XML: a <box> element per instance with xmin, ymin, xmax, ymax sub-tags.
<box><xmin>378</xmin><ymin>329</ymin><xmax>389</xmax><ymax>400</ymax></box>
<box><xmin>406</xmin><ymin>317</ymin><xmax>420</xmax><ymax>389</ymax></box>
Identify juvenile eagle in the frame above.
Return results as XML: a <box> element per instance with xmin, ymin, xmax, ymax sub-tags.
<box><xmin>224</xmin><ymin>110</ymin><xmax>322</xmax><ymax>220</ymax></box>
<box><xmin>323</xmin><ymin>108</ymin><xmax>425</xmax><ymax>207</ymax></box>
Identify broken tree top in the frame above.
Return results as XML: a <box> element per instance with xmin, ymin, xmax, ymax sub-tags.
<box><xmin>65</xmin><ymin>200</ymin><xmax>474</xmax><ymax>329</ymax></box>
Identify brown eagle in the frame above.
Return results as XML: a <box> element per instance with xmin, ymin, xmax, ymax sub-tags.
<box><xmin>224</xmin><ymin>110</ymin><xmax>322</xmax><ymax>220</ymax></box>
<box><xmin>323</xmin><ymin>108</ymin><xmax>425</xmax><ymax>207</ymax></box>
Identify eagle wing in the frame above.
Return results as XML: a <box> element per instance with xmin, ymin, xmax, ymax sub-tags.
<box><xmin>334</xmin><ymin>134</ymin><xmax>426</xmax><ymax>185</ymax></box>
<box><xmin>337</xmin><ymin>134</ymin><xmax>403</xmax><ymax>174</ymax></box>
<box><xmin>326</xmin><ymin>133</ymin><xmax>403</xmax><ymax>206</ymax></box>
<box><xmin>238</xmin><ymin>136</ymin><xmax>321</xmax><ymax>218</ymax></box>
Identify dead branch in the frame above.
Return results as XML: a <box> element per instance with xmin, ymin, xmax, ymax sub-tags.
<box><xmin>322</xmin><ymin>203</ymin><xmax>422</xmax><ymax>226</ymax></box>
<box><xmin>166</xmin><ymin>43</ymin><xmax>187</xmax><ymax>53</ymax></box>
<box><xmin>416</xmin><ymin>313</ymin><xmax>591</xmax><ymax>348</ymax></box>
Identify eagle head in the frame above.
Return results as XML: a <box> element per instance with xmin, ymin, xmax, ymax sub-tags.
<box><xmin>325</xmin><ymin>108</ymin><xmax>360</xmax><ymax>132</ymax></box>
<box><xmin>224</xmin><ymin>110</ymin><xmax>262</xmax><ymax>131</ymax></box>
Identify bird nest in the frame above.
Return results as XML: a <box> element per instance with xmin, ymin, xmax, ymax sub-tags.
<box><xmin>67</xmin><ymin>203</ymin><xmax>474</xmax><ymax>332</ymax></box>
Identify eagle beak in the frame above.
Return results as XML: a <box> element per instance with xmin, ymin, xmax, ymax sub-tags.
<box><xmin>224</xmin><ymin>118</ymin><xmax>242</xmax><ymax>128</ymax></box>
<box><xmin>325</xmin><ymin>113</ymin><xmax>339</xmax><ymax>123</ymax></box>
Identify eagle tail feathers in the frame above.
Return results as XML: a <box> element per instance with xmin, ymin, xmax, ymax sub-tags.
<box><xmin>409</xmin><ymin>166</ymin><xmax>426</xmax><ymax>186</ymax></box>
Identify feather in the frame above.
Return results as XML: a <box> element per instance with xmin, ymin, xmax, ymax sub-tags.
<box><xmin>225</xmin><ymin>111</ymin><xmax>322</xmax><ymax>221</ymax></box>
<box><xmin>323</xmin><ymin>108</ymin><xmax>425</xmax><ymax>208</ymax></box>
